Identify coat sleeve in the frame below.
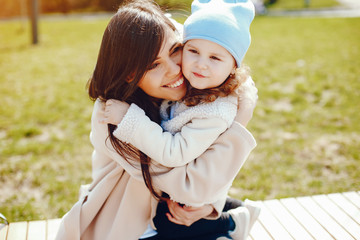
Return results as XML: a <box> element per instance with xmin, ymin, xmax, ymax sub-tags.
<box><xmin>112</xmin><ymin>103</ymin><xmax>228</xmax><ymax>167</ymax></box>
<box><xmin>150</xmin><ymin>121</ymin><xmax>256</xmax><ymax>207</ymax></box>
<box><xmin>91</xmin><ymin>99</ymin><xmax>256</xmax><ymax>207</ymax></box>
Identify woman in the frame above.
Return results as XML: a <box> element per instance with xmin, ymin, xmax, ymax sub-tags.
<box><xmin>56</xmin><ymin>1</ymin><xmax>257</xmax><ymax>239</ymax></box>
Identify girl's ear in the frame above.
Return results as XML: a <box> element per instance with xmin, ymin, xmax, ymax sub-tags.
<box><xmin>231</xmin><ymin>67</ymin><xmax>236</xmax><ymax>75</ymax></box>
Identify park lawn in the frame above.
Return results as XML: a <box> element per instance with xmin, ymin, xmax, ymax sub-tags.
<box><xmin>266</xmin><ymin>0</ymin><xmax>340</xmax><ymax>10</ymax></box>
<box><xmin>234</xmin><ymin>16</ymin><xmax>360</xmax><ymax>200</ymax></box>
<box><xmin>0</xmin><ymin>16</ymin><xmax>359</xmax><ymax>222</ymax></box>
<box><xmin>155</xmin><ymin>0</ymin><xmax>340</xmax><ymax>11</ymax></box>
<box><xmin>156</xmin><ymin>0</ymin><xmax>340</xmax><ymax>11</ymax></box>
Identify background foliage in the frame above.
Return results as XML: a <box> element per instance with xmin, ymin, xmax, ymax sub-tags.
<box><xmin>0</xmin><ymin>0</ymin><xmax>340</xmax><ymax>18</ymax></box>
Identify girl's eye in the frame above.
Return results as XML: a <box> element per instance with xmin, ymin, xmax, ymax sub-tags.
<box><xmin>189</xmin><ymin>49</ymin><xmax>198</xmax><ymax>54</ymax></box>
<box><xmin>210</xmin><ymin>56</ymin><xmax>220</xmax><ymax>61</ymax></box>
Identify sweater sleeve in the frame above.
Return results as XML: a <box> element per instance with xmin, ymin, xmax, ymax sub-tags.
<box><xmin>112</xmin><ymin>103</ymin><xmax>228</xmax><ymax>167</ymax></box>
<box><xmin>91</xmin><ymin>99</ymin><xmax>256</xmax><ymax>207</ymax></box>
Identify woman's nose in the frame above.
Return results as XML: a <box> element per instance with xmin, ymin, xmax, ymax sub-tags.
<box><xmin>167</xmin><ymin>56</ymin><xmax>181</xmax><ymax>77</ymax></box>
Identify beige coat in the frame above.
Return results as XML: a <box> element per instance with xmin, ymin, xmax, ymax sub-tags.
<box><xmin>56</xmin><ymin>99</ymin><xmax>256</xmax><ymax>240</ymax></box>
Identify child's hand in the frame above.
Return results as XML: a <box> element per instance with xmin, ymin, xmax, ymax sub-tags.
<box><xmin>237</xmin><ymin>76</ymin><xmax>258</xmax><ymax>106</ymax></box>
<box><xmin>235</xmin><ymin>77</ymin><xmax>258</xmax><ymax>127</ymax></box>
<box><xmin>99</xmin><ymin>99</ymin><xmax>130</xmax><ymax>125</ymax></box>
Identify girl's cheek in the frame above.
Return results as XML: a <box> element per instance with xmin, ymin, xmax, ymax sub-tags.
<box><xmin>182</xmin><ymin>54</ymin><xmax>190</xmax><ymax>66</ymax></box>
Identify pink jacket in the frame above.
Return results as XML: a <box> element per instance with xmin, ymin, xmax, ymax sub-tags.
<box><xmin>55</xmin><ymin>99</ymin><xmax>256</xmax><ymax>240</ymax></box>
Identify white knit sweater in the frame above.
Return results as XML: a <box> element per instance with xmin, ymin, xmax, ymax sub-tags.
<box><xmin>160</xmin><ymin>94</ymin><xmax>237</xmax><ymax>134</ymax></box>
<box><xmin>114</xmin><ymin>94</ymin><xmax>237</xmax><ymax>167</ymax></box>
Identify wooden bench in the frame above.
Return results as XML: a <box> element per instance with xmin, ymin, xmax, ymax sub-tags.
<box><xmin>1</xmin><ymin>191</ymin><xmax>359</xmax><ymax>239</ymax></box>
<box><xmin>0</xmin><ymin>218</ymin><xmax>61</xmax><ymax>240</ymax></box>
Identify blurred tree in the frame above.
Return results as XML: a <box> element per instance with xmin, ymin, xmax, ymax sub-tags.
<box><xmin>264</xmin><ymin>0</ymin><xmax>277</xmax><ymax>7</ymax></box>
<box><xmin>30</xmin><ymin>0</ymin><xmax>38</xmax><ymax>44</ymax></box>
<box><xmin>0</xmin><ymin>0</ymin><xmax>21</xmax><ymax>18</ymax></box>
<box><xmin>0</xmin><ymin>0</ymin><xmax>192</xmax><ymax>18</ymax></box>
<box><xmin>41</xmin><ymin>0</ymin><xmax>70</xmax><ymax>14</ymax></box>
<box><xmin>91</xmin><ymin>0</ymin><xmax>122</xmax><ymax>11</ymax></box>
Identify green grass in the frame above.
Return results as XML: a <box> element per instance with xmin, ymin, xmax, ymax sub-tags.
<box><xmin>155</xmin><ymin>0</ymin><xmax>341</xmax><ymax>11</ymax></box>
<box><xmin>156</xmin><ymin>0</ymin><xmax>192</xmax><ymax>11</ymax></box>
<box><xmin>266</xmin><ymin>0</ymin><xmax>340</xmax><ymax>10</ymax></box>
<box><xmin>0</xmin><ymin>18</ymin><xmax>107</xmax><ymax>221</ymax></box>
<box><xmin>1</xmin><ymin>16</ymin><xmax>359</xmax><ymax>222</ymax></box>
<box><xmin>235</xmin><ymin>17</ymin><xmax>360</xmax><ymax>200</ymax></box>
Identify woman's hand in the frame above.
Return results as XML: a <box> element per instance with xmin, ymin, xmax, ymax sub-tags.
<box><xmin>235</xmin><ymin>77</ymin><xmax>258</xmax><ymax>127</ymax></box>
<box><xmin>99</xmin><ymin>99</ymin><xmax>130</xmax><ymax>125</ymax></box>
<box><xmin>166</xmin><ymin>199</ymin><xmax>214</xmax><ymax>226</ymax></box>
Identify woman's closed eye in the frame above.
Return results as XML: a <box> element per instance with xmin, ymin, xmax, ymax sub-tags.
<box><xmin>171</xmin><ymin>44</ymin><xmax>182</xmax><ymax>55</ymax></box>
<box><xmin>148</xmin><ymin>62</ymin><xmax>160</xmax><ymax>70</ymax></box>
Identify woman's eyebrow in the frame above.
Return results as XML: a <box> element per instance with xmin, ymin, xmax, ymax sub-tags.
<box><xmin>154</xmin><ymin>42</ymin><xmax>181</xmax><ymax>61</ymax></box>
<box><xmin>169</xmin><ymin>42</ymin><xmax>181</xmax><ymax>52</ymax></box>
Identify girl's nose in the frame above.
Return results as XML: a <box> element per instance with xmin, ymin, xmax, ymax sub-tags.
<box><xmin>196</xmin><ymin>57</ymin><xmax>208</xmax><ymax>70</ymax></box>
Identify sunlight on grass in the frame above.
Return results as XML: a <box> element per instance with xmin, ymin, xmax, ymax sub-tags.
<box><xmin>0</xmin><ymin>18</ymin><xmax>107</xmax><ymax>221</ymax></box>
<box><xmin>1</xmin><ymin>16</ymin><xmax>359</xmax><ymax>221</ymax></box>
<box><xmin>235</xmin><ymin>17</ymin><xmax>360</xmax><ymax>200</ymax></box>
<box><xmin>266</xmin><ymin>0</ymin><xmax>339</xmax><ymax>10</ymax></box>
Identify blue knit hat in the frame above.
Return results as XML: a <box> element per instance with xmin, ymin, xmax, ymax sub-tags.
<box><xmin>183</xmin><ymin>0</ymin><xmax>255</xmax><ymax>67</ymax></box>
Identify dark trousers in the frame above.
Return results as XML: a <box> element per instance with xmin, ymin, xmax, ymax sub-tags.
<box><xmin>142</xmin><ymin>197</ymin><xmax>243</xmax><ymax>240</ymax></box>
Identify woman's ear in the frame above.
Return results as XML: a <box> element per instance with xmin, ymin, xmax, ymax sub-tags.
<box><xmin>126</xmin><ymin>72</ymin><xmax>135</xmax><ymax>83</ymax></box>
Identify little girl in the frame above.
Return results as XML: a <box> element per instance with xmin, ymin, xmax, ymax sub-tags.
<box><xmin>102</xmin><ymin>0</ymin><xmax>260</xmax><ymax>239</ymax></box>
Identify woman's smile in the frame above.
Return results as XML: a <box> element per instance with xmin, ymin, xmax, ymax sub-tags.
<box><xmin>163</xmin><ymin>76</ymin><xmax>185</xmax><ymax>88</ymax></box>
<box><xmin>138</xmin><ymin>28</ymin><xmax>187</xmax><ymax>101</ymax></box>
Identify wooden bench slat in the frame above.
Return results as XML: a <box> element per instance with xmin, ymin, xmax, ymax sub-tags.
<box><xmin>297</xmin><ymin>196</ymin><xmax>355</xmax><ymax>240</ymax></box>
<box><xmin>27</xmin><ymin>220</ymin><xmax>46</xmax><ymax>240</ymax></box>
<box><xmin>7</xmin><ymin>222</ymin><xmax>27</xmax><ymax>240</ymax></box>
<box><xmin>280</xmin><ymin>197</ymin><xmax>333</xmax><ymax>240</ymax></box>
<box><xmin>264</xmin><ymin>199</ymin><xmax>314</xmax><ymax>240</ymax></box>
<box><xmin>257</xmin><ymin>201</ymin><xmax>294</xmax><ymax>239</ymax></box>
<box><xmin>249</xmin><ymin>219</ymin><xmax>273</xmax><ymax>240</ymax></box>
<box><xmin>3</xmin><ymin>191</ymin><xmax>360</xmax><ymax>240</ymax></box>
<box><xmin>312</xmin><ymin>194</ymin><xmax>360</xmax><ymax>240</ymax></box>
<box><xmin>342</xmin><ymin>191</ymin><xmax>360</xmax><ymax>209</ymax></box>
<box><xmin>328</xmin><ymin>193</ymin><xmax>360</xmax><ymax>225</ymax></box>
<box><xmin>0</xmin><ymin>225</ymin><xmax>8</xmax><ymax>240</ymax></box>
<box><xmin>47</xmin><ymin>218</ymin><xmax>62</xmax><ymax>240</ymax></box>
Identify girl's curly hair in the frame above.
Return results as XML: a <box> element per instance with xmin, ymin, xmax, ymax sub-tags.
<box><xmin>182</xmin><ymin>65</ymin><xmax>250</xmax><ymax>106</ymax></box>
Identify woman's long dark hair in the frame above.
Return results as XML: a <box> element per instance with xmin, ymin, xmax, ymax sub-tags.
<box><xmin>87</xmin><ymin>0</ymin><xmax>176</xmax><ymax>201</ymax></box>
